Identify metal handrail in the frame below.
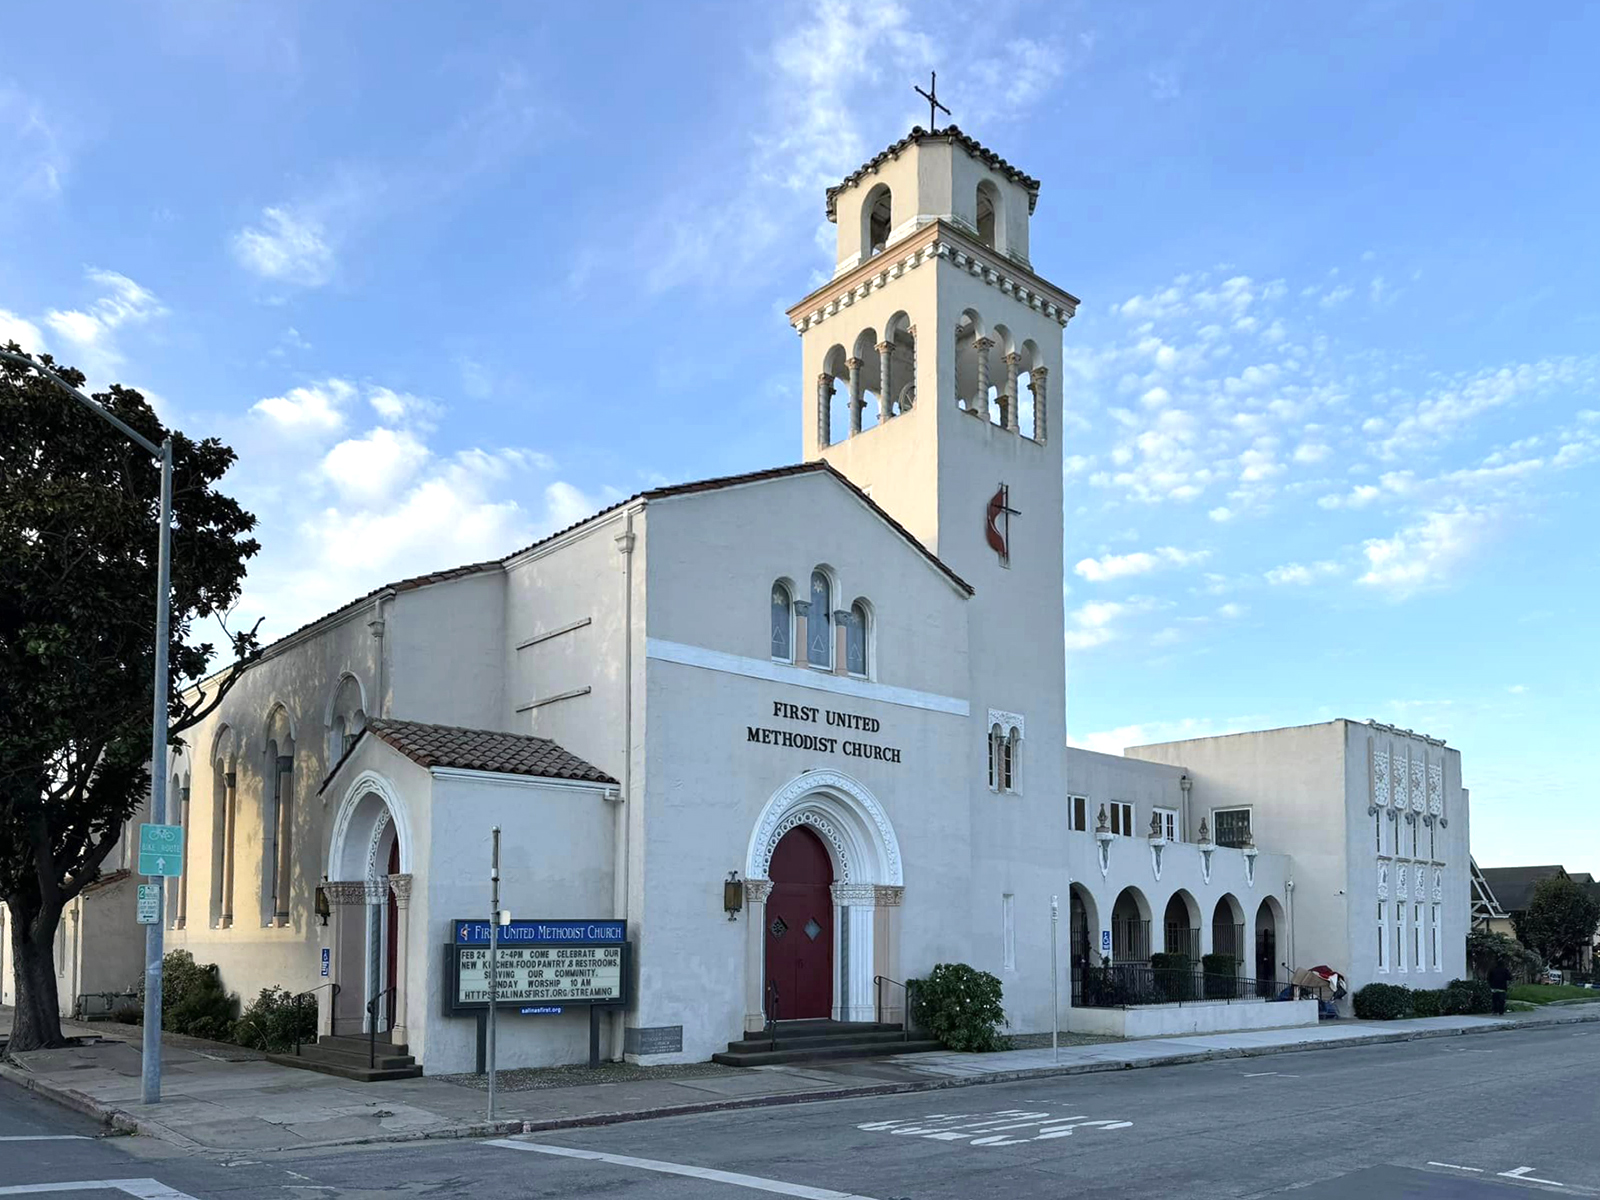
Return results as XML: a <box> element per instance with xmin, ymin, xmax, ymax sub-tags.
<box><xmin>873</xmin><ymin>975</ymin><xmax>912</xmax><ymax>1040</ymax></box>
<box><xmin>764</xmin><ymin>979</ymin><xmax>780</xmax><ymax>1035</ymax></box>
<box><xmin>366</xmin><ymin>985</ymin><xmax>396</xmax><ymax>1068</ymax></box>
<box><xmin>293</xmin><ymin>982</ymin><xmax>339</xmax><ymax>1056</ymax></box>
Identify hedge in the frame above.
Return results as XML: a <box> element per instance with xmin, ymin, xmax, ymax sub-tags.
<box><xmin>1353</xmin><ymin>978</ymin><xmax>1494</xmax><ymax>1020</ymax></box>
<box><xmin>911</xmin><ymin>963</ymin><xmax>1008</xmax><ymax>1052</ymax></box>
<box><xmin>1353</xmin><ymin>982</ymin><xmax>1413</xmax><ymax>1020</ymax></box>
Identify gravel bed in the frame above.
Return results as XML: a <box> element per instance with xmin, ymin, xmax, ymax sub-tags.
<box><xmin>1004</xmin><ymin>1031</ymin><xmax>1119</xmax><ymax>1049</ymax></box>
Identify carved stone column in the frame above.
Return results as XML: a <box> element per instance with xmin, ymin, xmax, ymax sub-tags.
<box><xmin>387</xmin><ymin>873</ymin><xmax>413</xmax><ymax>1045</ymax></box>
<box><xmin>274</xmin><ymin>756</ymin><xmax>294</xmax><ymax>926</ymax></box>
<box><xmin>831</xmin><ymin>883</ymin><xmax>883</xmax><ymax>1023</ymax></box>
<box><xmin>1003</xmin><ymin>351</ymin><xmax>1022</xmax><ymax>433</ymax></box>
<box><xmin>872</xmin><ymin>885</ymin><xmax>904</xmax><ymax>1024</ymax></box>
<box><xmin>847</xmin><ymin>357</ymin><xmax>864</xmax><ymax>435</ymax></box>
<box><xmin>743</xmin><ymin>879</ymin><xmax>773</xmax><ymax>1032</ymax></box>
<box><xmin>1031</xmin><ymin>366</ymin><xmax>1049</xmax><ymax>444</ymax></box>
<box><xmin>221</xmin><ymin>771</ymin><xmax>237</xmax><ymax>928</ymax></box>
<box><xmin>833</xmin><ymin>608</ymin><xmax>851</xmax><ymax>676</ymax></box>
<box><xmin>876</xmin><ymin>341</ymin><xmax>893</xmax><ymax>422</ymax></box>
<box><xmin>816</xmin><ymin>373</ymin><xmax>833</xmax><ymax>448</ymax></box>
<box><xmin>972</xmin><ymin>337</ymin><xmax>994</xmax><ymax>418</ymax></box>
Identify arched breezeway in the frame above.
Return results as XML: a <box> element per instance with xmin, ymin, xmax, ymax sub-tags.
<box><xmin>742</xmin><ymin>770</ymin><xmax>903</xmax><ymax>1028</ymax></box>
<box><xmin>324</xmin><ymin>770</ymin><xmax>415</xmax><ymax>1041</ymax></box>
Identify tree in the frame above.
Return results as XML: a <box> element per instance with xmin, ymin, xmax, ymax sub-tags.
<box><xmin>1</xmin><ymin>348</ymin><xmax>260</xmax><ymax>1052</ymax></box>
<box><xmin>1512</xmin><ymin>874</ymin><xmax>1600</xmax><ymax>969</ymax></box>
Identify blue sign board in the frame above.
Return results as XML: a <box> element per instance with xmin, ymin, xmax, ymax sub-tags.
<box><xmin>453</xmin><ymin>918</ymin><xmax>626</xmax><ymax>946</ymax></box>
<box><xmin>320</xmin><ymin>948</ymin><xmax>331</xmax><ymax>978</ymax></box>
<box><xmin>1101</xmin><ymin>929</ymin><xmax>1112</xmax><ymax>954</ymax></box>
<box><xmin>520</xmin><ymin>1005</ymin><xmax>564</xmax><ymax>1016</ymax></box>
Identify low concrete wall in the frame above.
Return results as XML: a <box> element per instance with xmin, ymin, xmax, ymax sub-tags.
<box><xmin>1066</xmin><ymin>997</ymin><xmax>1320</xmax><ymax>1038</ymax></box>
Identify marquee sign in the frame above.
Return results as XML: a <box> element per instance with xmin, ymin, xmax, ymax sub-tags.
<box><xmin>446</xmin><ymin>918</ymin><xmax>629</xmax><ymax>1015</ymax></box>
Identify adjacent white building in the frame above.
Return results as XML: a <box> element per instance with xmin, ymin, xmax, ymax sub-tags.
<box><xmin>2</xmin><ymin>124</ymin><xmax>1472</xmax><ymax>1069</ymax></box>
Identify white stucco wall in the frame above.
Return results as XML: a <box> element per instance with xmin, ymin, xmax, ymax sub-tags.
<box><xmin>1067</xmin><ymin>997</ymin><xmax>1319</xmax><ymax>1038</ymax></box>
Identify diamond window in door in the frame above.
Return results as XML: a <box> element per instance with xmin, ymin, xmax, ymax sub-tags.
<box><xmin>769</xmin><ymin>916</ymin><xmax>788</xmax><ymax>939</ymax></box>
<box><xmin>804</xmin><ymin>918</ymin><xmax>822</xmax><ymax>941</ymax></box>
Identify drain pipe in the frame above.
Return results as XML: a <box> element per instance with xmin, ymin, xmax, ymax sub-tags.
<box><xmin>369</xmin><ymin>589</ymin><xmax>397</xmax><ymax>718</ymax></box>
<box><xmin>1285</xmin><ymin>878</ymin><xmax>1296</xmax><ymax>983</ymax></box>
<box><xmin>612</xmin><ymin>507</ymin><xmax>641</xmax><ymax>1060</ymax></box>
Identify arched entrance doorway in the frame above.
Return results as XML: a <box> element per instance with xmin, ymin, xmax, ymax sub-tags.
<box><xmin>766</xmin><ymin>826</ymin><xmax>835</xmax><ymax>1020</ymax></box>
<box><xmin>1111</xmin><ymin>887</ymin><xmax>1151</xmax><ymax>964</ymax></box>
<box><xmin>1255</xmin><ymin>897</ymin><xmax>1281</xmax><ymax>996</ymax></box>
<box><xmin>325</xmin><ymin>771</ymin><xmax>413</xmax><ymax>1041</ymax></box>
<box><xmin>743</xmin><ymin>770</ymin><xmax>903</xmax><ymax>1030</ymax></box>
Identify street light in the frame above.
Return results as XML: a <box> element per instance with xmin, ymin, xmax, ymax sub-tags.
<box><xmin>0</xmin><ymin>348</ymin><xmax>173</xmax><ymax>1105</ymax></box>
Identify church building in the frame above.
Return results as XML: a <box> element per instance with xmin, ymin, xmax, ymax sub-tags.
<box><xmin>2</xmin><ymin>123</ymin><xmax>1471</xmax><ymax>1072</ymax></box>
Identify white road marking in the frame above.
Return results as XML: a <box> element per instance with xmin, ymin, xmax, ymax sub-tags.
<box><xmin>0</xmin><ymin>1182</ymin><xmax>201</xmax><ymax>1200</ymax></box>
<box><xmin>1241</xmin><ymin>1071</ymin><xmax>1301</xmax><ymax>1078</ymax></box>
<box><xmin>1427</xmin><ymin>1162</ymin><xmax>1484</xmax><ymax>1172</ymax></box>
<box><xmin>853</xmin><ymin>1108</ymin><xmax>1133</xmax><ymax>1148</ymax></box>
<box><xmin>1499</xmin><ymin>1166</ymin><xmax>1566</xmax><ymax>1186</ymax></box>
<box><xmin>486</xmin><ymin>1140</ymin><xmax>881</xmax><ymax>1199</ymax></box>
<box><xmin>0</xmin><ymin>1136</ymin><xmax>92</xmax><ymax>1142</ymax></box>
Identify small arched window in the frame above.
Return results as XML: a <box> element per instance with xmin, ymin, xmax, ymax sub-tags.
<box><xmin>988</xmin><ymin>724</ymin><xmax>1003</xmax><ymax>790</ymax></box>
<box><xmin>1004</xmin><ymin>729</ymin><xmax>1020</xmax><ymax>792</ymax></box>
<box><xmin>863</xmin><ymin>184</ymin><xmax>892</xmax><ymax>256</ymax></box>
<box><xmin>808</xmin><ymin>570</ymin><xmax>833</xmax><ymax>668</ymax></box>
<box><xmin>771</xmin><ymin>582</ymin><xmax>793</xmax><ymax>663</ymax></box>
<box><xmin>845</xmin><ymin>600</ymin><xmax>868</xmax><ymax>676</ymax></box>
<box><xmin>976</xmin><ymin>182</ymin><xmax>998</xmax><ymax>249</ymax></box>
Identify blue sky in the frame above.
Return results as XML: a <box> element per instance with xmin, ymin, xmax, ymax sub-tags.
<box><xmin>2</xmin><ymin>2</ymin><xmax>1596</xmax><ymax>870</ymax></box>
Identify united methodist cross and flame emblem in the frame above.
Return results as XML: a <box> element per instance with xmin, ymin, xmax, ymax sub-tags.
<box><xmin>986</xmin><ymin>483</ymin><xmax>1020</xmax><ymax>565</ymax></box>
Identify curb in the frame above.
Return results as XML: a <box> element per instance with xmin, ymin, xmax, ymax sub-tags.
<box><xmin>6</xmin><ymin>1010</ymin><xmax>1596</xmax><ymax>1153</ymax></box>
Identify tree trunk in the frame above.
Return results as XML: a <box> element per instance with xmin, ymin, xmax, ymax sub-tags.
<box><xmin>6</xmin><ymin>903</ymin><xmax>68</xmax><ymax>1053</ymax></box>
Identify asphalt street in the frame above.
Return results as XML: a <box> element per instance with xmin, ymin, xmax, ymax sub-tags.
<box><xmin>2</xmin><ymin>1022</ymin><xmax>1597</xmax><ymax>1199</ymax></box>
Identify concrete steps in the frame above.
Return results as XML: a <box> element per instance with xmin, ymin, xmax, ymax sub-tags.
<box><xmin>267</xmin><ymin>1032</ymin><xmax>423</xmax><ymax>1082</ymax></box>
<box><xmin>713</xmin><ymin>1020</ymin><xmax>941</xmax><ymax>1067</ymax></box>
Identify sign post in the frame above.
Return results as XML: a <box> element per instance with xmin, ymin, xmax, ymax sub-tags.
<box><xmin>487</xmin><ymin>826</ymin><xmax>501</xmax><ymax>1123</ymax></box>
<box><xmin>1050</xmin><ymin>894</ymin><xmax>1059</xmax><ymax>1063</ymax></box>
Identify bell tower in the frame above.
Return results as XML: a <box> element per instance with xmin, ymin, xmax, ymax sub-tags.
<box><xmin>785</xmin><ymin>124</ymin><xmax>1078</xmax><ymax>582</ymax></box>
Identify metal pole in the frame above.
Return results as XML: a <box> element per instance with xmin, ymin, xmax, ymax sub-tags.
<box><xmin>0</xmin><ymin>352</ymin><xmax>173</xmax><ymax>1105</ymax></box>
<box><xmin>140</xmin><ymin>440</ymin><xmax>173</xmax><ymax>1105</ymax></box>
<box><xmin>1050</xmin><ymin>894</ymin><xmax>1059</xmax><ymax>1064</ymax></box>
<box><xmin>487</xmin><ymin>825</ymin><xmax>500</xmax><ymax>1122</ymax></box>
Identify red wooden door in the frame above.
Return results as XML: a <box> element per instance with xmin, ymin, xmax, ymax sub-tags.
<box><xmin>766</xmin><ymin>826</ymin><xmax>834</xmax><ymax>1020</ymax></box>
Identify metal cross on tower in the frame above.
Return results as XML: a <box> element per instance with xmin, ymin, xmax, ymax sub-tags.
<box><xmin>915</xmin><ymin>71</ymin><xmax>950</xmax><ymax>130</ymax></box>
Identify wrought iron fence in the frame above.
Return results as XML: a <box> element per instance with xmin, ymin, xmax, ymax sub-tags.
<box><xmin>1072</xmin><ymin>964</ymin><xmax>1282</xmax><ymax>1008</ymax></box>
<box><xmin>1163</xmin><ymin>924</ymin><xmax>1201</xmax><ymax>958</ymax></box>
<box><xmin>1211</xmin><ymin>923</ymin><xmax>1245</xmax><ymax>961</ymax></box>
<box><xmin>1111</xmin><ymin>917</ymin><xmax>1151</xmax><ymax>964</ymax></box>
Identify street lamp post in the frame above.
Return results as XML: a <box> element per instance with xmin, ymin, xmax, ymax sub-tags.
<box><xmin>0</xmin><ymin>349</ymin><xmax>173</xmax><ymax>1105</ymax></box>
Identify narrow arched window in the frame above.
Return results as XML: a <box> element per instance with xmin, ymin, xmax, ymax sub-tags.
<box><xmin>771</xmin><ymin>582</ymin><xmax>793</xmax><ymax>662</ymax></box>
<box><xmin>845</xmin><ymin>601</ymin><xmax>868</xmax><ymax>676</ymax></box>
<box><xmin>1005</xmin><ymin>729</ymin><xmax>1020</xmax><ymax>792</ymax></box>
<box><xmin>976</xmin><ymin>182</ymin><xmax>998</xmax><ymax>248</ymax></box>
<box><xmin>988</xmin><ymin>724</ymin><xmax>1003</xmax><ymax>790</ymax></box>
<box><xmin>808</xmin><ymin>571</ymin><xmax>832</xmax><ymax>668</ymax></box>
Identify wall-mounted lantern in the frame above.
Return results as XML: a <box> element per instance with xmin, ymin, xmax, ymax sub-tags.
<box><xmin>723</xmin><ymin>872</ymin><xmax>743</xmax><ymax>921</ymax></box>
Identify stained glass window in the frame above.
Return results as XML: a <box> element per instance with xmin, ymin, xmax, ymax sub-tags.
<box><xmin>808</xmin><ymin>571</ymin><xmax>832</xmax><ymax>667</ymax></box>
<box><xmin>845</xmin><ymin>601</ymin><xmax>867</xmax><ymax>675</ymax></box>
<box><xmin>771</xmin><ymin>583</ymin><xmax>792</xmax><ymax>662</ymax></box>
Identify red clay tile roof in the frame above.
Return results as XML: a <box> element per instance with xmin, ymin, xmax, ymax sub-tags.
<box><xmin>241</xmin><ymin>460</ymin><xmax>971</xmax><ymax>673</ymax></box>
<box><xmin>825</xmin><ymin>125</ymin><xmax>1041</xmax><ymax>221</ymax></box>
<box><xmin>329</xmin><ymin>719</ymin><xmax>617</xmax><ymax>789</ymax></box>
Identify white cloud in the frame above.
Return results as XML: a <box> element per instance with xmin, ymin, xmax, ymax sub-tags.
<box><xmin>0</xmin><ymin>83</ymin><xmax>68</xmax><ymax>202</ymax></box>
<box><xmin>0</xmin><ymin>308</ymin><xmax>45</xmax><ymax>353</ymax></box>
<box><xmin>1508</xmin><ymin>684</ymin><xmax>1527</xmax><ymax>695</ymax></box>
<box><xmin>320</xmin><ymin>427</ymin><xmax>430</xmax><ymax>505</ymax></box>
<box><xmin>251</xmin><ymin>379</ymin><xmax>355</xmax><ymax>434</ymax></box>
<box><xmin>543</xmin><ymin>480</ymin><xmax>602</xmax><ymax>529</ymax></box>
<box><xmin>1216</xmin><ymin>602</ymin><xmax>1246</xmax><ymax>619</ymax></box>
<box><xmin>39</xmin><ymin>268</ymin><xmax>165</xmax><ymax>379</ymax></box>
<box><xmin>232</xmin><ymin>205</ymin><xmax>335</xmax><ymax>286</ymax></box>
<box><xmin>1069</xmin><ymin>715</ymin><xmax>1263</xmax><ymax>755</ymax></box>
<box><xmin>1357</xmin><ymin>506</ymin><xmax>1493</xmax><ymax>597</ymax></box>
<box><xmin>1293</xmin><ymin>441</ymin><xmax>1332</xmax><ymax>464</ymax></box>
<box><xmin>1074</xmin><ymin>546</ymin><xmax>1208</xmax><ymax>582</ymax></box>
<box><xmin>1265</xmin><ymin>560</ymin><xmax>1341</xmax><ymax>586</ymax></box>
<box><xmin>1207</xmin><ymin>505</ymin><xmax>1234</xmax><ymax>523</ymax></box>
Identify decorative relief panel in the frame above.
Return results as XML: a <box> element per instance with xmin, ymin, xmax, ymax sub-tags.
<box><xmin>1373</xmin><ymin>748</ymin><xmax>1390</xmax><ymax>807</ymax></box>
<box><xmin>1378</xmin><ymin>863</ymin><xmax>1389</xmax><ymax>900</ymax></box>
<box><xmin>1411</xmin><ymin>759</ymin><xmax>1426</xmax><ymax>812</ymax></box>
<box><xmin>987</xmin><ymin>709</ymin><xmax>1025</xmax><ymax>738</ymax></box>
<box><xmin>1397</xmin><ymin>866</ymin><xmax>1408</xmax><ymax>900</ymax></box>
<box><xmin>1428</xmin><ymin>762</ymin><xmax>1443</xmax><ymax>815</ymax></box>
<box><xmin>1432</xmin><ymin>869</ymin><xmax>1443</xmax><ymax>902</ymax></box>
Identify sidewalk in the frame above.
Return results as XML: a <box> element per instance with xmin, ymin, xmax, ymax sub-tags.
<box><xmin>3</xmin><ymin>1004</ymin><xmax>1596</xmax><ymax>1155</ymax></box>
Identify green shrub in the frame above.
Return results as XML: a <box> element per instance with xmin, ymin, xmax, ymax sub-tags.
<box><xmin>135</xmin><ymin>950</ymin><xmax>236</xmax><ymax>1039</ymax></box>
<box><xmin>911</xmin><ymin>963</ymin><xmax>1008</xmax><ymax>1052</ymax></box>
<box><xmin>1410</xmin><ymin>988</ymin><xmax>1443</xmax><ymax>1018</ymax></box>
<box><xmin>1201</xmin><ymin>954</ymin><xmax>1239</xmax><ymax>999</ymax></box>
<box><xmin>232</xmin><ymin>986</ymin><xmax>318</xmax><ymax>1053</ymax></box>
<box><xmin>1353</xmin><ymin>982</ymin><xmax>1413</xmax><ymax>1020</ymax></box>
<box><xmin>1442</xmin><ymin>977</ymin><xmax>1492</xmax><ymax>1015</ymax></box>
<box><xmin>1466</xmin><ymin>930</ymin><xmax>1544</xmax><ymax>983</ymax></box>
